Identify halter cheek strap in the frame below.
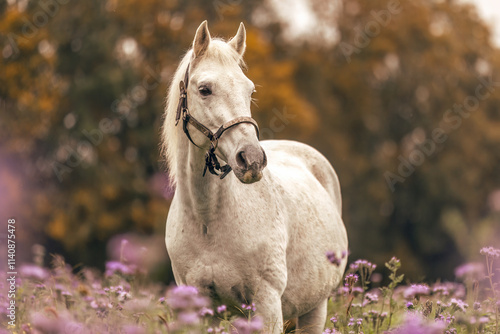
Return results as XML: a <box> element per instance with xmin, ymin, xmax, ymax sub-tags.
<box><xmin>175</xmin><ymin>63</ymin><xmax>260</xmax><ymax>179</ymax></box>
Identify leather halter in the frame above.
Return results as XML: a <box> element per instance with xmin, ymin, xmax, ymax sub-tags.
<box><xmin>175</xmin><ymin>63</ymin><xmax>260</xmax><ymax>179</ymax></box>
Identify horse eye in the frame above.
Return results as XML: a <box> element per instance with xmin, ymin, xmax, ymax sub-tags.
<box><xmin>199</xmin><ymin>86</ymin><xmax>212</xmax><ymax>96</ymax></box>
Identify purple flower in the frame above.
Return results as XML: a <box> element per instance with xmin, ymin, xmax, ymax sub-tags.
<box><xmin>31</xmin><ymin>312</ymin><xmax>63</xmax><ymax>333</ymax></box>
<box><xmin>105</xmin><ymin>261</ymin><xmax>137</xmax><ymax>276</ymax></box>
<box><xmin>19</xmin><ymin>264</ymin><xmax>49</xmax><ymax>281</ymax></box>
<box><xmin>31</xmin><ymin>311</ymin><xmax>85</xmax><ymax>334</ymax></box>
<box><xmin>454</xmin><ymin>262</ymin><xmax>485</xmax><ymax>280</ymax></box>
<box><xmin>363</xmin><ymin>292</ymin><xmax>379</xmax><ymax>306</ymax></box>
<box><xmin>217</xmin><ymin>305</ymin><xmax>227</xmax><ymax>313</ymax></box>
<box><xmin>166</xmin><ymin>285</ymin><xmax>209</xmax><ymax>311</ymax></box>
<box><xmin>200</xmin><ymin>307</ymin><xmax>214</xmax><ymax>316</ymax></box>
<box><xmin>337</xmin><ymin>286</ymin><xmax>350</xmax><ymax>296</ymax></box>
<box><xmin>406</xmin><ymin>301</ymin><xmax>414</xmax><ymax>309</ymax></box>
<box><xmin>480</xmin><ymin>246</ymin><xmax>500</xmax><ymax>258</ymax></box>
<box><xmin>478</xmin><ymin>316</ymin><xmax>489</xmax><ymax>324</ymax></box>
<box><xmin>326</xmin><ymin>250</ymin><xmax>348</xmax><ymax>266</ymax></box>
<box><xmin>232</xmin><ymin>316</ymin><xmax>263</xmax><ymax>334</ymax></box>
<box><xmin>403</xmin><ymin>284</ymin><xmax>430</xmax><ymax>299</ymax></box>
<box><xmin>178</xmin><ymin>311</ymin><xmax>200</xmax><ymax>325</ymax></box>
<box><xmin>450</xmin><ymin>298</ymin><xmax>468</xmax><ymax>312</ymax></box>
<box><xmin>107</xmin><ymin>233</ymin><xmax>168</xmax><ymax>274</ymax></box>
<box><xmin>352</xmin><ymin>287</ymin><xmax>364</xmax><ymax>295</ymax></box>
<box><xmin>347</xmin><ymin>317</ymin><xmax>363</xmax><ymax>327</ymax></box>
<box><xmin>106</xmin><ymin>284</ymin><xmax>131</xmax><ymax>301</ymax></box>
<box><xmin>350</xmin><ymin>259</ymin><xmax>376</xmax><ymax>271</ymax></box>
<box><xmin>344</xmin><ymin>273</ymin><xmax>359</xmax><ymax>288</ymax></box>
<box><xmin>323</xmin><ymin>329</ymin><xmax>338</xmax><ymax>334</ymax></box>
<box><xmin>391</xmin><ymin>313</ymin><xmax>445</xmax><ymax>334</ymax></box>
<box><xmin>242</xmin><ymin>303</ymin><xmax>256</xmax><ymax>312</ymax></box>
<box><xmin>371</xmin><ymin>272</ymin><xmax>383</xmax><ymax>283</ymax></box>
<box><xmin>432</xmin><ymin>282</ymin><xmax>465</xmax><ymax>298</ymax></box>
<box><xmin>472</xmin><ymin>316</ymin><xmax>486</xmax><ymax>326</ymax></box>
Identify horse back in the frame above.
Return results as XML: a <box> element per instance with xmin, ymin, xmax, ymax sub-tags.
<box><xmin>261</xmin><ymin>140</ymin><xmax>342</xmax><ymax>212</ymax></box>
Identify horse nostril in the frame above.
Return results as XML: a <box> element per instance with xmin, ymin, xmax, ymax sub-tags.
<box><xmin>235</xmin><ymin>145</ymin><xmax>267</xmax><ymax>171</ymax></box>
<box><xmin>236</xmin><ymin>151</ymin><xmax>247</xmax><ymax>168</ymax></box>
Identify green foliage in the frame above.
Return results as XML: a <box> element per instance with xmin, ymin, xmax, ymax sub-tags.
<box><xmin>381</xmin><ymin>257</ymin><xmax>404</xmax><ymax>327</ymax></box>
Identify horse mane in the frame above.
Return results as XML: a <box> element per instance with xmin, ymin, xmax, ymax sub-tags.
<box><xmin>161</xmin><ymin>39</ymin><xmax>246</xmax><ymax>184</ymax></box>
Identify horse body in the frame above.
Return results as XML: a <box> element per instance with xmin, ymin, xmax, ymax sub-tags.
<box><xmin>163</xmin><ymin>21</ymin><xmax>347</xmax><ymax>333</ymax></box>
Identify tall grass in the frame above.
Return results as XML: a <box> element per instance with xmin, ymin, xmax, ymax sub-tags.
<box><xmin>1</xmin><ymin>245</ymin><xmax>498</xmax><ymax>334</ymax></box>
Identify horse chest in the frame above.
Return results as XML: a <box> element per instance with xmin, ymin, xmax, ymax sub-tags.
<box><xmin>172</xmin><ymin>234</ymin><xmax>263</xmax><ymax>302</ymax></box>
<box><xmin>167</xmin><ymin>209</ymin><xmax>286</xmax><ymax>302</ymax></box>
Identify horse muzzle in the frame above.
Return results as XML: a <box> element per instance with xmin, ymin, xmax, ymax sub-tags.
<box><xmin>231</xmin><ymin>144</ymin><xmax>267</xmax><ymax>184</ymax></box>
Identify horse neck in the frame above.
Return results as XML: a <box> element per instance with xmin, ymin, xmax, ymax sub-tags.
<box><xmin>174</xmin><ymin>136</ymin><xmax>229</xmax><ymax>222</ymax></box>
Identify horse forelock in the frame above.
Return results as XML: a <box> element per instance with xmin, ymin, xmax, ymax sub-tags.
<box><xmin>161</xmin><ymin>39</ymin><xmax>246</xmax><ymax>184</ymax></box>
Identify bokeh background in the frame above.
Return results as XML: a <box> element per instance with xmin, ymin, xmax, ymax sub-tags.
<box><xmin>1</xmin><ymin>0</ymin><xmax>499</xmax><ymax>282</ymax></box>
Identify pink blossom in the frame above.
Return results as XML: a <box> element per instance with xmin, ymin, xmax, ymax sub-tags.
<box><xmin>480</xmin><ymin>246</ymin><xmax>500</xmax><ymax>258</ymax></box>
<box><xmin>166</xmin><ymin>285</ymin><xmax>209</xmax><ymax>311</ymax></box>
<box><xmin>403</xmin><ymin>284</ymin><xmax>430</xmax><ymax>299</ymax></box>
<box><xmin>19</xmin><ymin>264</ymin><xmax>49</xmax><ymax>281</ymax></box>
<box><xmin>326</xmin><ymin>250</ymin><xmax>348</xmax><ymax>266</ymax></box>
<box><xmin>231</xmin><ymin>316</ymin><xmax>264</xmax><ymax>334</ymax></box>
<box><xmin>454</xmin><ymin>262</ymin><xmax>485</xmax><ymax>279</ymax></box>
<box><xmin>390</xmin><ymin>313</ymin><xmax>445</xmax><ymax>334</ymax></box>
<box><xmin>178</xmin><ymin>311</ymin><xmax>200</xmax><ymax>325</ymax></box>
<box><xmin>105</xmin><ymin>261</ymin><xmax>137</xmax><ymax>276</ymax></box>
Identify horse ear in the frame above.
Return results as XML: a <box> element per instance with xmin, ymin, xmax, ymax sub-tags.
<box><xmin>193</xmin><ymin>20</ymin><xmax>211</xmax><ymax>58</ymax></box>
<box><xmin>228</xmin><ymin>22</ymin><xmax>246</xmax><ymax>57</ymax></box>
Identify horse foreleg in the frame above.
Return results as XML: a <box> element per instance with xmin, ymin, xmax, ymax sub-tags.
<box><xmin>253</xmin><ymin>282</ymin><xmax>284</xmax><ymax>334</ymax></box>
<box><xmin>296</xmin><ymin>299</ymin><xmax>328</xmax><ymax>334</ymax></box>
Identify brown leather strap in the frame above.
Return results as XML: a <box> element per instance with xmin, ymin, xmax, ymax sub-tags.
<box><xmin>214</xmin><ymin>117</ymin><xmax>259</xmax><ymax>140</ymax></box>
<box><xmin>175</xmin><ymin>64</ymin><xmax>190</xmax><ymax>126</ymax></box>
<box><xmin>185</xmin><ymin>114</ymin><xmax>214</xmax><ymax>141</ymax></box>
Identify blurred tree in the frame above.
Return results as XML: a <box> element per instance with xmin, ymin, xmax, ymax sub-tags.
<box><xmin>1</xmin><ymin>0</ymin><xmax>499</xmax><ymax>281</ymax></box>
<box><xmin>0</xmin><ymin>0</ymin><xmax>317</xmax><ymax>276</ymax></box>
<box><xmin>294</xmin><ymin>0</ymin><xmax>500</xmax><ymax>279</ymax></box>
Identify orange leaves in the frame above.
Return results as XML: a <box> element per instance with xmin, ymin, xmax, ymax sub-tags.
<box><xmin>46</xmin><ymin>212</ymin><xmax>68</xmax><ymax>241</ymax></box>
<box><xmin>244</xmin><ymin>29</ymin><xmax>319</xmax><ymax>139</ymax></box>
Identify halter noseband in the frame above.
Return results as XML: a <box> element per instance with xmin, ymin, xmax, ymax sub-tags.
<box><xmin>175</xmin><ymin>63</ymin><xmax>260</xmax><ymax>179</ymax></box>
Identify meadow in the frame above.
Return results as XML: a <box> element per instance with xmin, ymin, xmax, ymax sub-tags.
<box><xmin>2</xmin><ymin>242</ymin><xmax>498</xmax><ymax>334</ymax></box>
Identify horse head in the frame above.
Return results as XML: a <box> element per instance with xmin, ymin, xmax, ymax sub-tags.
<box><xmin>182</xmin><ymin>21</ymin><xmax>267</xmax><ymax>184</ymax></box>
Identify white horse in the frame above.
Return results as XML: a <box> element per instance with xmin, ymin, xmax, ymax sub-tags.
<box><xmin>162</xmin><ymin>21</ymin><xmax>348</xmax><ymax>334</ymax></box>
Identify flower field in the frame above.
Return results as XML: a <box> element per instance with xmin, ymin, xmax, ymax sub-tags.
<box><xmin>1</xmin><ymin>245</ymin><xmax>499</xmax><ymax>334</ymax></box>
